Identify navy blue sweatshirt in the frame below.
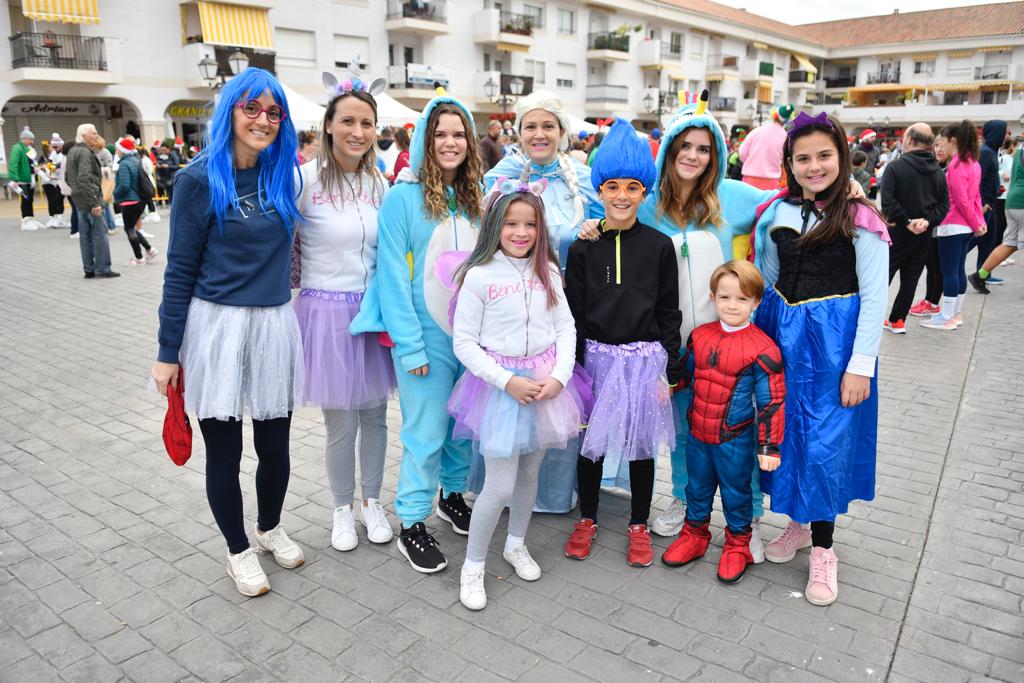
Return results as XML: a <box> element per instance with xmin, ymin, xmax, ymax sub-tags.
<box><xmin>157</xmin><ymin>159</ymin><xmax>294</xmax><ymax>363</ymax></box>
<box><xmin>980</xmin><ymin>120</ymin><xmax>1007</xmax><ymax>206</ymax></box>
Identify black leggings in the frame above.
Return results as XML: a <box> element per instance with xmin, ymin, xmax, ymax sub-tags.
<box><xmin>198</xmin><ymin>415</ymin><xmax>292</xmax><ymax>554</ymax></box>
<box><xmin>43</xmin><ymin>183</ymin><xmax>65</xmax><ymax>216</ymax></box>
<box><xmin>118</xmin><ymin>203</ymin><xmax>151</xmax><ymax>259</ymax></box>
<box><xmin>19</xmin><ymin>183</ymin><xmax>34</xmax><ymax>218</ymax></box>
<box><xmin>811</xmin><ymin>520</ymin><xmax>835</xmax><ymax>549</ymax></box>
<box><xmin>577</xmin><ymin>456</ymin><xmax>655</xmax><ymax>526</ymax></box>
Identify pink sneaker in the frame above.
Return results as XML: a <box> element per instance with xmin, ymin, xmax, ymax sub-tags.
<box><xmin>909</xmin><ymin>299</ymin><xmax>939</xmax><ymax>317</ymax></box>
<box><xmin>951</xmin><ymin>313</ymin><xmax>963</xmax><ymax>328</ymax></box>
<box><xmin>764</xmin><ymin>521</ymin><xmax>811</xmax><ymax>563</ymax></box>
<box><xmin>805</xmin><ymin>546</ymin><xmax>839</xmax><ymax>606</ymax></box>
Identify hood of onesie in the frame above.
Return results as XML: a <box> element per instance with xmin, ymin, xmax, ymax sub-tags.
<box><xmin>408</xmin><ymin>88</ymin><xmax>477</xmax><ymax>177</ymax></box>
<box><xmin>982</xmin><ymin>119</ymin><xmax>1007</xmax><ymax>151</ymax></box>
<box><xmin>651</xmin><ymin>90</ymin><xmax>729</xmax><ymax>205</ymax></box>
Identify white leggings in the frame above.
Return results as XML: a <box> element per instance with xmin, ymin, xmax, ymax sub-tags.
<box><xmin>323</xmin><ymin>404</ymin><xmax>388</xmax><ymax>507</ymax></box>
<box><xmin>465</xmin><ymin>449</ymin><xmax>544</xmax><ymax>564</ymax></box>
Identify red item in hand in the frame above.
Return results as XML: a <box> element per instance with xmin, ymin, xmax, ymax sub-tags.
<box><xmin>163</xmin><ymin>369</ymin><xmax>192</xmax><ymax>466</ymax></box>
<box><xmin>378</xmin><ymin>332</ymin><xmax>396</xmax><ymax>348</ymax></box>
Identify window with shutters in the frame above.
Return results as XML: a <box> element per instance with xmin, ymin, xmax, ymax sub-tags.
<box><xmin>276</xmin><ymin>28</ymin><xmax>316</xmax><ymax>68</ymax></box>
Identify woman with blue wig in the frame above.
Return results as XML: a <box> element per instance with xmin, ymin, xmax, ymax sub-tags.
<box><xmin>151</xmin><ymin>67</ymin><xmax>305</xmax><ymax>597</ymax></box>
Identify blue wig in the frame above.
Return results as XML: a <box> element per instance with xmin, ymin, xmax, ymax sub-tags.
<box><xmin>196</xmin><ymin>67</ymin><xmax>301</xmax><ymax>234</ymax></box>
<box><xmin>590</xmin><ymin>117</ymin><xmax>656</xmax><ymax>191</ymax></box>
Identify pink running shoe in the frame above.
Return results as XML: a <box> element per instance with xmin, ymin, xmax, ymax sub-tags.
<box><xmin>805</xmin><ymin>546</ymin><xmax>839</xmax><ymax>606</ymax></box>
<box><xmin>764</xmin><ymin>521</ymin><xmax>811</xmax><ymax>563</ymax></box>
<box><xmin>951</xmin><ymin>313</ymin><xmax>963</xmax><ymax>328</ymax></box>
<box><xmin>908</xmin><ymin>300</ymin><xmax>939</xmax><ymax>317</ymax></box>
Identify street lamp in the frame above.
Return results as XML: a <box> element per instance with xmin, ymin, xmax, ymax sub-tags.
<box><xmin>745</xmin><ymin>102</ymin><xmax>765</xmax><ymax>125</ymax></box>
<box><xmin>484</xmin><ymin>75</ymin><xmax>522</xmax><ymax>115</ymax></box>
<box><xmin>643</xmin><ymin>90</ymin><xmax>673</xmax><ymax>128</ymax></box>
<box><xmin>198</xmin><ymin>48</ymin><xmax>250</xmax><ymax>89</ymax></box>
<box><xmin>228</xmin><ymin>50</ymin><xmax>249</xmax><ymax>76</ymax></box>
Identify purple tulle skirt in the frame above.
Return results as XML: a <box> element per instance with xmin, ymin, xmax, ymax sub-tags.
<box><xmin>448</xmin><ymin>345</ymin><xmax>593</xmax><ymax>459</ymax></box>
<box><xmin>294</xmin><ymin>289</ymin><xmax>396</xmax><ymax>410</ymax></box>
<box><xmin>580</xmin><ymin>339</ymin><xmax>675</xmax><ymax>465</ymax></box>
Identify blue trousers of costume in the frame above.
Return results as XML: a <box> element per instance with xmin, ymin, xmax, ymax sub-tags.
<box><xmin>392</xmin><ymin>343</ymin><xmax>473</xmax><ymax>527</ymax></box>
<box><xmin>684</xmin><ymin>430</ymin><xmax>756</xmax><ymax>533</ymax></box>
<box><xmin>667</xmin><ymin>389</ymin><xmax>764</xmax><ymax>518</ymax></box>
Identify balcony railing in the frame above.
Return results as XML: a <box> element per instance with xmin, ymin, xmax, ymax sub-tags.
<box><xmin>388</xmin><ymin>63</ymin><xmax>450</xmax><ymax>90</ymax></box>
<box><xmin>586</xmin><ymin>84</ymin><xmax>628</xmax><ymax>102</ymax></box>
<box><xmin>216</xmin><ymin>45</ymin><xmax>274</xmax><ymax>75</ymax></box>
<box><xmin>866</xmin><ymin>70</ymin><xmax>900</xmax><ymax>84</ymax></box>
<box><xmin>975</xmin><ymin>65</ymin><xmax>1009</xmax><ymax>80</ymax></box>
<box><xmin>662</xmin><ymin>43</ymin><xmax>682</xmax><ymax>60</ymax></box>
<box><xmin>499</xmin><ymin>11</ymin><xmax>535</xmax><ymax>36</ymax></box>
<box><xmin>708</xmin><ymin>54</ymin><xmax>740</xmax><ymax>70</ymax></box>
<box><xmin>711</xmin><ymin>96</ymin><xmax>737</xmax><ymax>111</ymax></box>
<box><xmin>789</xmin><ymin>70</ymin><xmax>814</xmax><ymax>84</ymax></box>
<box><xmin>10</xmin><ymin>32</ymin><xmax>107</xmax><ymax>70</ymax></box>
<box><xmin>587</xmin><ymin>31</ymin><xmax>629</xmax><ymax>52</ymax></box>
<box><xmin>386</xmin><ymin>0</ymin><xmax>447</xmax><ymax>22</ymax></box>
<box><xmin>824</xmin><ymin>76</ymin><xmax>855</xmax><ymax>88</ymax></box>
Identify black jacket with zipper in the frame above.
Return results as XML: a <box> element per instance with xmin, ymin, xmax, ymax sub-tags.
<box><xmin>565</xmin><ymin>220</ymin><xmax>683</xmax><ymax>385</ymax></box>
<box><xmin>880</xmin><ymin>149</ymin><xmax>949</xmax><ymax>231</ymax></box>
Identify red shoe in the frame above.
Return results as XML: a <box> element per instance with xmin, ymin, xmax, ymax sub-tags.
<box><xmin>661</xmin><ymin>521</ymin><xmax>711</xmax><ymax>567</ymax></box>
<box><xmin>909</xmin><ymin>300</ymin><xmax>939</xmax><ymax>317</ymax></box>
<box><xmin>626</xmin><ymin>524</ymin><xmax>653</xmax><ymax>567</ymax></box>
<box><xmin>564</xmin><ymin>519</ymin><xmax>597</xmax><ymax>560</ymax></box>
<box><xmin>717</xmin><ymin>528</ymin><xmax>754</xmax><ymax>583</ymax></box>
<box><xmin>882</xmin><ymin>319</ymin><xmax>906</xmax><ymax>335</ymax></box>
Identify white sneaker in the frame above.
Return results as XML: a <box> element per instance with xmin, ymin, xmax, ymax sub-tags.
<box><xmin>227</xmin><ymin>548</ymin><xmax>270</xmax><ymax>597</ymax></box>
<box><xmin>143</xmin><ymin>212</ymin><xmax>161</xmax><ymax>223</ymax></box>
<box><xmin>21</xmin><ymin>217</ymin><xmax>40</xmax><ymax>231</ymax></box>
<box><xmin>145</xmin><ymin>247</ymin><xmax>159</xmax><ymax>262</ymax></box>
<box><xmin>502</xmin><ymin>544</ymin><xmax>541</xmax><ymax>581</ymax></box>
<box><xmin>651</xmin><ymin>498</ymin><xmax>686</xmax><ymax>537</ymax></box>
<box><xmin>1004</xmin><ymin>258</ymin><xmax>1015</xmax><ymax>266</ymax></box>
<box><xmin>139</xmin><ymin>228</ymin><xmax>156</xmax><ymax>239</ymax></box>
<box><xmin>460</xmin><ymin>566</ymin><xmax>487</xmax><ymax>611</ymax></box>
<box><xmin>46</xmin><ymin>217</ymin><xmax>61</xmax><ymax>228</ymax></box>
<box><xmin>114</xmin><ymin>215</ymin><xmax>124</xmax><ymax>227</ymax></box>
<box><xmin>127</xmin><ymin>257</ymin><xmax>146</xmax><ymax>266</ymax></box>
<box><xmin>253</xmin><ymin>524</ymin><xmax>305</xmax><ymax>568</ymax></box>
<box><xmin>360</xmin><ymin>499</ymin><xmax>393</xmax><ymax>544</ymax></box>
<box><xmin>749</xmin><ymin>518</ymin><xmax>765</xmax><ymax>564</ymax></box>
<box><xmin>331</xmin><ymin>506</ymin><xmax>358</xmax><ymax>551</ymax></box>
<box><xmin>69</xmin><ymin>232</ymin><xmax>80</xmax><ymax>239</ymax></box>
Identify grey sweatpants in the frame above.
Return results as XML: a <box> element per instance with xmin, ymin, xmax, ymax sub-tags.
<box><xmin>465</xmin><ymin>450</ymin><xmax>545</xmax><ymax>564</ymax></box>
<box><xmin>324</xmin><ymin>404</ymin><xmax>388</xmax><ymax>507</ymax></box>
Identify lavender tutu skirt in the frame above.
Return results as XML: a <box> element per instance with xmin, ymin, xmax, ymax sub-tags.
<box><xmin>294</xmin><ymin>289</ymin><xmax>396</xmax><ymax>410</ymax></box>
<box><xmin>580</xmin><ymin>339</ymin><xmax>675</xmax><ymax>466</ymax></box>
<box><xmin>448</xmin><ymin>345</ymin><xmax>592</xmax><ymax>459</ymax></box>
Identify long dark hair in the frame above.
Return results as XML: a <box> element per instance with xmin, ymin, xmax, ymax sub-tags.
<box><xmin>939</xmin><ymin>120</ymin><xmax>979</xmax><ymax>163</ymax></box>
<box><xmin>783</xmin><ymin>114</ymin><xmax>879</xmax><ymax>247</ymax></box>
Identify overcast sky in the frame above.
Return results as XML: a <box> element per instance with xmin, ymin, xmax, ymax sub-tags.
<box><xmin>712</xmin><ymin>0</ymin><xmax>978</xmax><ymax>25</ymax></box>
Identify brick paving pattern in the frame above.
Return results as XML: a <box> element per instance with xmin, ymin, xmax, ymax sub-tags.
<box><xmin>0</xmin><ymin>218</ymin><xmax>1022</xmax><ymax>682</ymax></box>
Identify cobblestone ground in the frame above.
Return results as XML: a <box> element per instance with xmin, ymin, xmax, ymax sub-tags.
<box><xmin>1</xmin><ymin>217</ymin><xmax>1022</xmax><ymax>682</ymax></box>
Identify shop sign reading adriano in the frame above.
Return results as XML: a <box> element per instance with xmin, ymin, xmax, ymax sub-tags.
<box><xmin>1</xmin><ymin>101</ymin><xmax>108</xmax><ymax>117</ymax></box>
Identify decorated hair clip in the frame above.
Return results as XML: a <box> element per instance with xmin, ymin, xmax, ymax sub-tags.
<box><xmin>322</xmin><ymin>51</ymin><xmax>386</xmax><ymax>99</ymax></box>
<box><xmin>786</xmin><ymin>111</ymin><xmax>833</xmax><ymax>137</ymax></box>
<box><xmin>484</xmin><ymin>176</ymin><xmax>548</xmax><ymax>209</ymax></box>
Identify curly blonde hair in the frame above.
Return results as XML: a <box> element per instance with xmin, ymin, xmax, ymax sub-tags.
<box><xmin>657</xmin><ymin>127</ymin><xmax>723</xmax><ymax>230</ymax></box>
<box><xmin>420</xmin><ymin>104</ymin><xmax>483</xmax><ymax>221</ymax></box>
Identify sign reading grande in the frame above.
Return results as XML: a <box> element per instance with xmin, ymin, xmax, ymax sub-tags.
<box><xmin>168</xmin><ymin>104</ymin><xmax>214</xmax><ymax>119</ymax></box>
<box><xmin>1</xmin><ymin>101</ymin><xmax>107</xmax><ymax>116</ymax></box>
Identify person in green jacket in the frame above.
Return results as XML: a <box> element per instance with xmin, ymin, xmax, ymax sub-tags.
<box><xmin>9</xmin><ymin>127</ymin><xmax>45</xmax><ymax>231</ymax></box>
<box><xmin>971</xmin><ymin>137</ymin><xmax>1024</xmax><ymax>292</ymax></box>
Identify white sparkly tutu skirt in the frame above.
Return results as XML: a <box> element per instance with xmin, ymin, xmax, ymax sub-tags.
<box><xmin>179</xmin><ymin>298</ymin><xmax>304</xmax><ymax>421</ymax></box>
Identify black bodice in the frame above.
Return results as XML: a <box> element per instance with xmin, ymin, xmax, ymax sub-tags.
<box><xmin>771</xmin><ymin>228</ymin><xmax>858</xmax><ymax>303</ymax></box>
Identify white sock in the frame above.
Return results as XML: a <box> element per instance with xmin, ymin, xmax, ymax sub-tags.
<box><xmin>462</xmin><ymin>558</ymin><xmax>485</xmax><ymax>573</ymax></box>
<box><xmin>504</xmin><ymin>535</ymin><xmax>525</xmax><ymax>553</ymax></box>
<box><xmin>954</xmin><ymin>294</ymin><xmax>965</xmax><ymax>314</ymax></box>
<box><xmin>940</xmin><ymin>296</ymin><xmax>957</xmax><ymax>320</ymax></box>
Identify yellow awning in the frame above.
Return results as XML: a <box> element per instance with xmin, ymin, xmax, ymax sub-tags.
<box><xmin>978</xmin><ymin>80</ymin><xmax>1023</xmax><ymax>90</ymax></box>
<box><xmin>979</xmin><ymin>46</ymin><xmax>1011</xmax><ymax>52</ymax></box>
<box><xmin>22</xmin><ymin>0</ymin><xmax>99</xmax><ymax>24</ymax></box>
<box><xmin>496</xmin><ymin>41</ymin><xmax>529</xmax><ymax>54</ymax></box>
<box><xmin>198</xmin><ymin>1</ymin><xmax>273</xmax><ymax>50</ymax></box>
<box><xmin>705</xmin><ymin>74</ymin><xmax>724</xmax><ymax>82</ymax></box>
<box><xmin>927</xmin><ymin>82</ymin><xmax>980</xmax><ymax>92</ymax></box>
<box><xmin>912</xmin><ymin>53</ymin><xmax>937</xmax><ymax>61</ymax></box>
<box><xmin>792</xmin><ymin>54</ymin><xmax>817</xmax><ymax>75</ymax></box>
<box><xmin>850</xmin><ymin>83</ymin><xmax>917</xmax><ymax>93</ymax></box>
<box><xmin>947</xmin><ymin>50</ymin><xmax>974</xmax><ymax>58</ymax></box>
<box><xmin>752</xmin><ymin>42</ymin><xmax>768</xmax><ymax>50</ymax></box>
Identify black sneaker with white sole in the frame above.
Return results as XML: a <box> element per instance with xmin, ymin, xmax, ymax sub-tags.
<box><xmin>397</xmin><ymin>522</ymin><xmax>447</xmax><ymax>573</ymax></box>
<box><xmin>436</xmin><ymin>489</ymin><xmax>472</xmax><ymax>535</ymax></box>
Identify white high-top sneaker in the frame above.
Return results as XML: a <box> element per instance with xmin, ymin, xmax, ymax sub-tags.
<box><xmin>21</xmin><ymin>216</ymin><xmax>40</xmax><ymax>231</ymax></box>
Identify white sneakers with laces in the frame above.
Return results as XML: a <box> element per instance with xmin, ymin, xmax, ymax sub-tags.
<box><xmin>460</xmin><ymin>566</ymin><xmax>487</xmax><ymax>610</ymax></box>
<box><xmin>332</xmin><ymin>506</ymin><xmax>358</xmax><ymax>551</ymax></box>
<box><xmin>227</xmin><ymin>548</ymin><xmax>270</xmax><ymax>597</ymax></box>
<box><xmin>254</xmin><ymin>523</ymin><xmax>305</xmax><ymax>568</ymax></box>
<box><xmin>651</xmin><ymin>497</ymin><xmax>686</xmax><ymax>536</ymax></box>
<box><xmin>502</xmin><ymin>544</ymin><xmax>541</xmax><ymax>581</ymax></box>
<box><xmin>361</xmin><ymin>499</ymin><xmax>394</xmax><ymax>544</ymax></box>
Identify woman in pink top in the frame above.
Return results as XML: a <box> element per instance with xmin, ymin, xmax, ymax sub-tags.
<box><xmin>738</xmin><ymin>105</ymin><xmax>794</xmax><ymax>190</ymax></box>
<box><xmin>921</xmin><ymin>120</ymin><xmax>987</xmax><ymax>330</ymax></box>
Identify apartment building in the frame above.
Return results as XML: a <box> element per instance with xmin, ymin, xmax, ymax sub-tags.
<box><xmin>1</xmin><ymin>0</ymin><xmax>1022</xmax><ymax>159</ymax></box>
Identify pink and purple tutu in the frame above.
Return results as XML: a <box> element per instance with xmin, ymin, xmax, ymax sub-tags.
<box><xmin>580</xmin><ymin>339</ymin><xmax>675</xmax><ymax>465</ymax></box>
<box><xmin>448</xmin><ymin>345</ymin><xmax>592</xmax><ymax>459</ymax></box>
<box><xmin>294</xmin><ymin>289</ymin><xmax>396</xmax><ymax>410</ymax></box>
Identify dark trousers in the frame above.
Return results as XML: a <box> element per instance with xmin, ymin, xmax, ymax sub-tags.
<box><xmin>995</xmin><ymin>199</ymin><xmax>1007</xmax><ymax>249</ymax></box>
<box><xmin>937</xmin><ymin>233</ymin><xmax>973</xmax><ymax>298</ymax></box>
<box><xmin>42</xmin><ymin>184</ymin><xmax>64</xmax><ymax>216</ymax></box>
<box><xmin>578</xmin><ymin>455</ymin><xmax>655</xmax><ymax>526</ymax></box>
<box><xmin>888</xmin><ymin>225</ymin><xmax>930</xmax><ymax>322</ymax></box>
<box><xmin>68</xmin><ymin>197</ymin><xmax>78</xmax><ymax>235</ymax></box>
<box><xmin>19</xmin><ymin>183</ymin><xmax>34</xmax><ymax>218</ymax></box>
<box><xmin>118</xmin><ymin>203</ymin><xmax>151</xmax><ymax>259</ymax></box>
<box><xmin>973</xmin><ymin>210</ymin><xmax>998</xmax><ymax>270</ymax></box>
<box><xmin>198</xmin><ymin>415</ymin><xmax>292</xmax><ymax>554</ymax></box>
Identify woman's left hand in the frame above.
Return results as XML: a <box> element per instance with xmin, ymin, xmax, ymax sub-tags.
<box><xmin>577</xmin><ymin>219</ymin><xmax>601</xmax><ymax>241</ymax></box>
<box><xmin>847</xmin><ymin>180</ymin><xmax>865</xmax><ymax>200</ymax></box>
<box><xmin>840</xmin><ymin>372</ymin><xmax>870</xmax><ymax>408</ymax></box>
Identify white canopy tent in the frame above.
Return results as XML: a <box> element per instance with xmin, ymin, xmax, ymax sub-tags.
<box><xmin>280</xmin><ymin>84</ymin><xmax>420</xmax><ymax>131</ymax></box>
<box><xmin>375</xmin><ymin>92</ymin><xmax>420</xmax><ymax>127</ymax></box>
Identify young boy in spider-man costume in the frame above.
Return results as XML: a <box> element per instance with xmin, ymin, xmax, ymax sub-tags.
<box><xmin>662</xmin><ymin>259</ymin><xmax>785</xmax><ymax>583</ymax></box>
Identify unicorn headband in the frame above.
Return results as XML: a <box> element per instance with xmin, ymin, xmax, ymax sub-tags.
<box><xmin>322</xmin><ymin>51</ymin><xmax>386</xmax><ymax>99</ymax></box>
<box><xmin>483</xmin><ymin>176</ymin><xmax>548</xmax><ymax>211</ymax></box>
<box><xmin>786</xmin><ymin>111</ymin><xmax>833</xmax><ymax>138</ymax></box>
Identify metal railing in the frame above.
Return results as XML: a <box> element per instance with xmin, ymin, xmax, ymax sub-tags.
<box><xmin>824</xmin><ymin>76</ymin><xmax>855</xmax><ymax>88</ymax></box>
<box><xmin>789</xmin><ymin>70</ymin><xmax>814</xmax><ymax>84</ymax></box>
<box><xmin>866</xmin><ymin>70</ymin><xmax>901</xmax><ymax>84</ymax></box>
<box><xmin>586</xmin><ymin>84</ymin><xmax>629</xmax><ymax>102</ymax></box>
<box><xmin>9</xmin><ymin>32</ymin><xmax>107</xmax><ymax>70</ymax></box>
<box><xmin>216</xmin><ymin>46</ymin><xmax>275</xmax><ymax>75</ymax></box>
<box><xmin>386</xmin><ymin>0</ymin><xmax>447</xmax><ymax>22</ymax></box>
<box><xmin>711</xmin><ymin>96</ymin><xmax>737</xmax><ymax>110</ymax></box>
<box><xmin>587</xmin><ymin>31</ymin><xmax>629</xmax><ymax>52</ymax></box>
<box><xmin>708</xmin><ymin>54</ymin><xmax>740</xmax><ymax>70</ymax></box>
<box><xmin>499</xmin><ymin>11</ymin><xmax>535</xmax><ymax>35</ymax></box>
<box><xmin>975</xmin><ymin>65</ymin><xmax>1008</xmax><ymax>80</ymax></box>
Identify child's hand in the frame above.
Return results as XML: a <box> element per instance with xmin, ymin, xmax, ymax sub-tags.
<box><xmin>758</xmin><ymin>453</ymin><xmax>780</xmax><ymax>472</ymax></box>
<box><xmin>505</xmin><ymin>376</ymin><xmax>542</xmax><ymax>405</ymax></box>
<box><xmin>840</xmin><ymin>372</ymin><xmax>870</xmax><ymax>408</ymax></box>
<box><xmin>534</xmin><ymin>376</ymin><xmax>564</xmax><ymax>401</ymax></box>
<box><xmin>578</xmin><ymin>219</ymin><xmax>601</xmax><ymax>241</ymax></box>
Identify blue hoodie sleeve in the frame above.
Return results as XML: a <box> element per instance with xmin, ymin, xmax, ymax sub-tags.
<box><xmin>848</xmin><ymin>227</ymin><xmax>888</xmax><ymax>377</ymax></box>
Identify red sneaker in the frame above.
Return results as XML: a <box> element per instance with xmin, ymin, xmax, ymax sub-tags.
<box><xmin>661</xmin><ymin>521</ymin><xmax>711</xmax><ymax>567</ymax></box>
<box><xmin>717</xmin><ymin>528</ymin><xmax>754</xmax><ymax>583</ymax></box>
<box><xmin>882</xmin><ymin>319</ymin><xmax>906</xmax><ymax>335</ymax></box>
<box><xmin>909</xmin><ymin>300</ymin><xmax>939</xmax><ymax>317</ymax></box>
<box><xmin>626</xmin><ymin>524</ymin><xmax>653</xmax><ymax>567</ymax></box>
<box><xmin>564</xmin><ymin>519</ymin><xmax>598</xmax><ymax>560</ymax></box>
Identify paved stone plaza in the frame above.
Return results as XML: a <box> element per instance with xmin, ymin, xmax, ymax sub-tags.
<box><xmin>1</xmin><ymin>217</ymin><xmax>1022</xmax><ymax>682</ymax></box>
